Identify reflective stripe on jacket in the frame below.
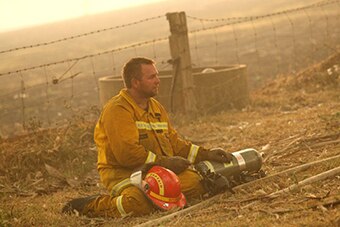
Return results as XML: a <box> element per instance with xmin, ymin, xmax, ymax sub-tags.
<box><xmin>94</xmin><ymin>89</ymin><xmax>201</xmax><ymax>194</ymax></box>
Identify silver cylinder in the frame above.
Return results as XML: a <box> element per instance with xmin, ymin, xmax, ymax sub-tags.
<box><xmin>195</xmin><ymin>148</ymin><xmax>263</xmax><ymax>178</ymax></box>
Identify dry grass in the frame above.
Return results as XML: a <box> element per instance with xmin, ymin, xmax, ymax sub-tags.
<box><xmin>0</xmin><ymin>53</ymin><xmax>339</xmax><ymax>226</ymax></box>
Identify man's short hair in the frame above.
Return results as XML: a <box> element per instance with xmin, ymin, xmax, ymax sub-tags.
<box><xmin>122</xmin><ymin>57</ymin><xmax>155</xmax><ymax>88</ymax></box>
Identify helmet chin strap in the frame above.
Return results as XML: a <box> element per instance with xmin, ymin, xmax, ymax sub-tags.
<box><xmin>130</xmin><ymin>170</ymin><xmax>143</xmax><ymax>189</ymax></box>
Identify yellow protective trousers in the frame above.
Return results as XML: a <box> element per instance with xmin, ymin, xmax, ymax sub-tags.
<box><xmin>84</xmin><ymin>169</ymin><xmax>206</xmax><ymax>218</ymax></box>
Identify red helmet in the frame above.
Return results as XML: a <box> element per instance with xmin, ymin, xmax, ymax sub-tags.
<box><xmin>143</xmin><ymin>166</ymin><xmax>187</xmax><ymax>211</ymax></box>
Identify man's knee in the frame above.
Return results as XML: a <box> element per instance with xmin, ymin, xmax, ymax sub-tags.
<box><xmin>178</xmin><ymin>169</ymin><xmax>206</xmax><ymax>199</ymax></box>
<box><xmin>120</xmin><ymin>186</ymin><xmax>155</xmax><ymax>216</ymax></box>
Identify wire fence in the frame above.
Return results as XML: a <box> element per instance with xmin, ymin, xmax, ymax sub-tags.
<box><xmin>188</xmin><ymin>0</ymin><xmax>339</xmax><ymax>85</ymax></box>
<box><xmin>0</xmin><ymin>0</ymin><xmax>339</xmax><ymax>138</ymax></box>
<box><xmin>0</xmin><ymin>15</ymin><xmax>165</xmax><ymax>55</ymax></box>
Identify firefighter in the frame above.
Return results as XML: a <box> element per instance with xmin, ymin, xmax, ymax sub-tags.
<box><xmin>62</xmin><ymin>57</ymin><xmax>232</xmax><ymax>217</ymax></box>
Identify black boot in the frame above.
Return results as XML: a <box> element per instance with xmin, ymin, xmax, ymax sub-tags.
<box><xmin>62</xmin><ymin>195</ymin><xmax>98</xmax><ymax>215</ymax></box>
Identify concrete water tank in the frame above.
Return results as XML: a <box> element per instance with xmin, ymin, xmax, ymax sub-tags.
<box><xmin>98</xmin><ymin>74</ymin><xmax>172</xmax><ymax>108</ymax></box>
<box><xmin>98</xmin><ymin>65</ymin><xmax>249</xmax><ymax>113</ymax></box>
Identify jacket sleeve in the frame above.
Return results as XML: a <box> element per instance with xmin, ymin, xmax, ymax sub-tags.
<box><xmin>167</xmin><ymin>122</ymin><xmax>209</xmax><ymax>164</ymax></box>
<box><xmin>100</xmin><ymin>104</ymin><xmax>150</xmax><ymax>169</ymax></box>
<box><xmin>159</xmin><ymin>105</ymin><xmax>206</xmax><ymax>164</ymax></box>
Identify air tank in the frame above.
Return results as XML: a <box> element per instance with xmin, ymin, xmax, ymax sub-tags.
<box><xmin>195</xmin><ymin>148</ymin><xmax>263</xmax><ymax>178</ymax></box>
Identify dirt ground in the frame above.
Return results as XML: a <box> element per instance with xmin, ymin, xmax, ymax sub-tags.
<box><xmin>0</xmin><ymin>53</ymin><xmax>339</xmax><ymax>226</ymax></box>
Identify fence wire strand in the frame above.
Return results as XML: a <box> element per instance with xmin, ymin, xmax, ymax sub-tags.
<box><xmin>0</xmin><ymin>0</ymin><xmax>339</xmax><ymax>137</ymax></box>
<box><xmin>188</xmin><ymin>0</ymin><xmax>339</xmax><ymax>34</ymax></box>
<box><xmin>43</xmin><ymin>66</ymin><xmax>51</xmax><ymax>125</ymax></box>
<box><xmin>0</xmin><ymin>15</ymin><xmax>164</xmax><ymax>55</ymax></box>
<box><xmin>0</xmin><ymin>37</ymin><xmax>168</xmax><ymax>77</ymax></box>
<box><xmin>303</xmin><ymin>8</ymin><xmax>315</xmax><ymax>65</ymax></box>
<box><xmin>232</xmin><ymin>24</ymin><xmax>240</xmax><ymax>65</ymax></box>
<box><xmin>269</xmin><ymin>15</ymin><xmax>280</xmax><ymax>75</ymax></box>
<box><xmin>19</xmin><ymin>72</ymin><xmax>26</xmax><ymax>128</ymax></box>
<box><xmin>284</xmin><ymin>11</ymin><xmax>297</xmax><ymax>72</ymax></box>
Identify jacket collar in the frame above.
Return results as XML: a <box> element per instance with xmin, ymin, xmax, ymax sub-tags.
<box><xmin>120</xmin><ymin>89</ymin><xmax>161</xmax><ymax>118</ymax></box>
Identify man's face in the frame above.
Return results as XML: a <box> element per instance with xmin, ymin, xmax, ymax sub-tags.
<box><xmin>135</xmin><ymin>63</ymin><xmax>160</xmax><ymax>98</ymax></box>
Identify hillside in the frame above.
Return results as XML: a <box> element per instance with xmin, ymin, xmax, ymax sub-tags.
<box><xmin>0</xmin><ymin>0</ymin><xmax>318</xmax><ymax>72</ymax></box>
<box><xmin>1</xmin><ymin>0</ymin><xmax>338</xmax><ymax>141</ymax></box>
<box><xmin>0</xmin><ymin>53</ymin><xmax>338</xmax><ymax>226</ymax></box>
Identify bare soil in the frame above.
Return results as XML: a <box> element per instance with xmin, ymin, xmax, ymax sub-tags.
<box><xmin>0</xmin><ymin>53</ymin><xmax>339</xmax><ymax>226</ymax></box>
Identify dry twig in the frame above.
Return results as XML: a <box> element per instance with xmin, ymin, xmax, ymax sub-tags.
<box><xmin>269</xmin><ymin>166</ymin><xmax>340</xmax><ymax>197</ymax></box>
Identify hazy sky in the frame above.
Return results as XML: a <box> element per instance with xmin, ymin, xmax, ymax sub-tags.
<box><xmin>0</xmin><ymin>0</ymin><xmax>165</xmax><ymax>32</ymax></box>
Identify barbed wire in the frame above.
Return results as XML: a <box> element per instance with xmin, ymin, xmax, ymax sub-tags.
<box><xmin>52</xmin><ymin>59</ymin><xmax>79</xmax><ymax>84</ymax></box>
<box><xmin>0</xmin><ymin>37</ymin><xmax>168</xmax><ymax>77</ymax></box>
<box><xmin>188</xmin><ymin>0</ymin><xmax>338</xmax><ymax>79</ymax></box>
<box><xmin>250</xmin><ymin>18</ymin><xmax>260</xmax><ymax>76</ymax></box>
<box><xmin>187</xmin><ymin>0</ymin><xmax>337</xmax><ymax>22</ymax></box>
<box><xmin>188</xmin><ymin>0</ymin><xmax>339</xmax><ymax>34</ymax></box>
<box><xmin>1</xmin><ymin>0</ymin><xmax>337</xmax><ymax>78</ymax></box>
<box><xmin>0</xmin><ymin>63</ymin><xmax>170</xmax><ymax>99</ymax></box>
<box><xmin>269</xmin><ymin>15</ymin><xmax>280</xmax><ymax>75</ymax></box>
<box><xmin>0</xmin><ymin>91</ymin><xmax>97</xmax><ymax>115</ymax></box>
<box><xmin>0</xmin><ymin>0</ymin><xmax>338</xmax><ymax>137</ymax></box>
<box><xmin>213</xmin><ymin>29</ymin><xmax>219</xmax><ymax>65</ymax></box>
<box><xmin>43</xmin><ymin>66</ymin><xmax>51</xmax><ymax>125</ymax></box>
<box><xmin>0</xmin><ymin>15</ymin><xmax>164</xmax><ymax>55</ymax></box>
<box><xmin>320</xmin><ymin>3</ymin><xmax>332</xmax><ymax>57</ymax></box>
<box><xmin>232</xmin><ymin>24</ymin><xmax>240</xmax><ymax>65</ymax></box>
<box><xmin>0</xmin><ymin>81</ymin><xmax>46</xmax><ymax>99</ymax></box>
<box><xmin>284</xmin><ymin>11</ymin><xmax>297</xmax><ymax>72</ymax></box>
<box><xmin>19</xmin><ymin>72</ymin><xmax>26</xmax><ymax>128</ymax></box>
<box><xmin>187</xmin><ymin>15</ymin><xmax>245</xmax><ymax>23</ymax></box>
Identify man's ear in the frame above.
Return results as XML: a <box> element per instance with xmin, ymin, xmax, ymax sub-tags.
<box><xmin>131</xmin><ymin>78</ymin><xmax>139</xmax><ymax>89</ymax></box>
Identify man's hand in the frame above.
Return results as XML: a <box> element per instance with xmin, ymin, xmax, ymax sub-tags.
<box><xmin>206</xmin><ymin>148</ymin><xmax>233</xmax><ymax>163</ymax></box>
<box><xmin>138</xmin><ymin>162</ymin><xmax>158</xmax><ymax>176</ymax></box>
<box><xmin>157</xmin><ymin>156</ymin><xmax>190</xmax><ymax>174</ymax></box>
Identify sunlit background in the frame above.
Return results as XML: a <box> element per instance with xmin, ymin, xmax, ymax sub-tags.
<box><xmin>0</xmin><ymin>0</ymin><xmax>166</xmax><ymax>32</ymax></box>
<box><xmin>0</xmin><ymin>0</ymin><xmax>338</xmax><ymax>138</ymax></box>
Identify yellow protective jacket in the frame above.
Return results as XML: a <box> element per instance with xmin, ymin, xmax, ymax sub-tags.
<box><xmin>94</xmin><ymin>89</ymin><xmax>205</xmax><ymax>196</ymax></box>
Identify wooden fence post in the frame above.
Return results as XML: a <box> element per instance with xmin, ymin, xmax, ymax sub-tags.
<box><xmin>166</xmin><ymin>12</ymin><xmax>197</xmax><ymax>115</ymax></box>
